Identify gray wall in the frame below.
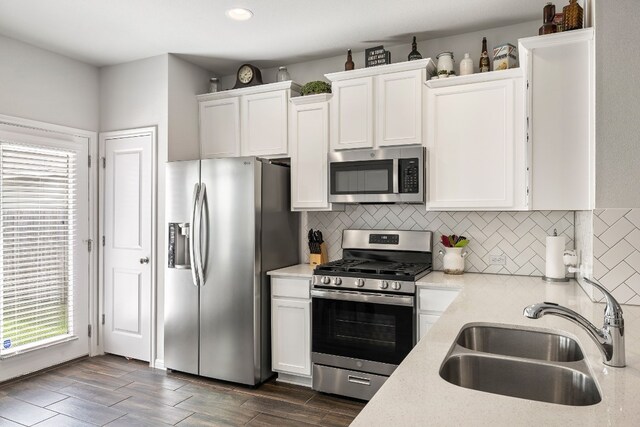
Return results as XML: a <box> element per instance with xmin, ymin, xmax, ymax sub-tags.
<box><xmin>0</xmin><ymin>34</ymin><xmax>99</xmax><ymax>130</ymax></box>
<box><xmin>220</xmin><ymin>20</ymin><xmax>539</xmax><ymax>89</ymax></box>
<box><xmin>595</xmin><ymin>0</ymin><xmax>640</xmax><ymax>208</ymax></box>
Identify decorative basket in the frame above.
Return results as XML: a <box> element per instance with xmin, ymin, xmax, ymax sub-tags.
<box><xmin>563</xmin><ymin>0</ymin><xmax>583</xmax><ymax>31</ymax></box>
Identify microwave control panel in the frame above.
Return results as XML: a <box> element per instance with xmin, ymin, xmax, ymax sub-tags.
<box><xmin>399</xmin><ymin>158</ymin><xmax>420</xmax><ymax>193</ymax></box>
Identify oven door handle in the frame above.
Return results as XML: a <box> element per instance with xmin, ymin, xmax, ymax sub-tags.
<box><xmin>311</xmin><ymin>289</ymin><xmax>414</xmax><ymax>307</ymax></box>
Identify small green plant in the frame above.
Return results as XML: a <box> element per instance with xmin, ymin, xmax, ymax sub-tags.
<box><xmin>300</xmin><ymin>81</ymin><xmax>332</xmax><ymax>96</ymax></box>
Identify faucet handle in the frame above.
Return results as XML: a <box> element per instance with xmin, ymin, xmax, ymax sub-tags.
<box><xmin>583</xmin><ymin>277</ymin><xmax>624</xmax><ymax>326</ymax></box>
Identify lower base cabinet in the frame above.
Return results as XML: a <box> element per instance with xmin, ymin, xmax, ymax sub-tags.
<box><xmin>417</xmin><ymin>287</ymin><xmax>460</xmax><ymax>340</ymax></box>
<box><xmin>270</xmin><ymin>276</ymin><xmax>312</xmax><ymax>387</ymax></box>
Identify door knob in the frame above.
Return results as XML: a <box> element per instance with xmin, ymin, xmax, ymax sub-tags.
<box><xmin>140</xmin><ymin>257</ymin><xmax>150</xmax><ymax>264</ymax></box>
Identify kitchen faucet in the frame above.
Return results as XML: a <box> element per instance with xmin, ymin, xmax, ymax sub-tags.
<box><xmin>523</xmin><ymin>278</ymin><xmax>625</xmax><ymax>367</ymax></box>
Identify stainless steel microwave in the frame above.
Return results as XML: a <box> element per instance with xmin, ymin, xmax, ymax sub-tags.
<box><xmin>328</xmin><ymin>147</ymin><xmax>425</xmax><ymax>204</ymax></box>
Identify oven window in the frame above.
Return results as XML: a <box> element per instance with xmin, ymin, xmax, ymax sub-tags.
<box><xmin>331</xmin><ymin>160</ymin><xmax>393</xmax><ymax>195</ymax></box>
<box><xmin>312</xmin><ymin>297</ymin><xmax>414</xmax><ymax>365</ymax></box>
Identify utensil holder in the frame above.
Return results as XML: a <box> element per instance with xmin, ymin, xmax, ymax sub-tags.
<box><xmin>309</xmin><ymin>243</ymin><xmax>328</xmax><ymax>266</ymax></box>
<box><xmin>439</xmin><ymin>247</ymin><xmax>468</xmax><ymax>275</ymax></box>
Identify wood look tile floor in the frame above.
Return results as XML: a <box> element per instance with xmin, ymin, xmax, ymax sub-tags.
<box><xmin>0</xmin><ymin>356</ymin><xmax>365</xmax><ymax>426</ymax></box>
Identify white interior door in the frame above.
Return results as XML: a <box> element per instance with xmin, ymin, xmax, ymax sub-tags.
<box><xmin>101</xmin><ymin>128</ymin><xmax>153</xmax><ymax>361</ymax></box>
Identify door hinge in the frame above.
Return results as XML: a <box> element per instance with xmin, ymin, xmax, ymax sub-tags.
<box><xmin>88</xmin><ymin>155</ymin><xmax>92</xmax><ymax>167</ymax></box>
<box><xmin>102</xmin><ymin>236</ymin><xmax>105</xmax><ymax>246</ymax></box>
<box><xmin>527</xmin><ymin>80</ymin><xmax>530</xmax><ymax>89</ymax></box>
<box><xmin>526</xmin><ymin>186</ymin><xmax>530</xmax><ymax>197</ymax></box>
<box><xmin>101</xmin><ymin>314</ymin><xmax>105</xmax><ymax>325</ymax></box>
<box><xmin>88</xmin><ymin>324</ymin><xmax>92</xmax><ymax>338</ymax></box>
<box><xmin>101</xmin><ymin>157</ymin><xmax>106</xmax><ymax>168</ymax></box>
<box><xmin>86</xmin><ymin>239</ymin><xmax>93</xmax><ymax>252</ymax></box>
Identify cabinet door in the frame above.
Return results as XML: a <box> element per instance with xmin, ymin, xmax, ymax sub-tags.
<box><xmin>426</xmin><ymin>78</ymin><xmax>525</xmax><ymax>210</ymax></box>
<box><xmin>418</xmin><ymin>313</ymin><xmax>440</xmax><ymax>341</ymax></box>
<box><xmin>272</xmin><ymin>298</ymin><xmax>311</xmax><ymax>376</ymax></box>
<box><xmin>199</xmin><ymin>98</ymin><xmax>240</xmax><ymax>158</ymax></box>
<box><xmin>241</xmin><ymin>90</ymin><xmax>289</xmax><ymax>157</ymax></box>
<box><xmin>291</xmin><ymin>101</ymin><xmax>331</xmax><ymax>210</ymax></box>
<box><xmin>376</xmin><ymin>69</ymin><xmax>424</xmax><ymax>146</ymax></box>
<box><xmin>330</xmin><ymin>77</ymin><xmax>374</xmax><ymax>150</ymax></box>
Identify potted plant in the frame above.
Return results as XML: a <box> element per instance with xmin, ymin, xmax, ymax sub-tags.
<box><xmin>439</xmin><ymin>234</ymin><xmax>469</xmax><ymax>275</ymax></box>
<box><xmin>300</xmin><ymin>81</ymin><xmax>331</xmax><ymax>96</ymax></box>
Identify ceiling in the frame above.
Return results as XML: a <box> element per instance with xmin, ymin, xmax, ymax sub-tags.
<box><xmin>0</xmin><ymin>0</ymin><xmax>540</xmax><ymax>75</ymax></box>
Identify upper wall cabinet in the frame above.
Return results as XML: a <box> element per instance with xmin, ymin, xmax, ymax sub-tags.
<box><xmin>197</xmin><ymin>81</ymin><xmax>300</xmax><ymax>159</ymax></box>
<box><xmin>289</xmin><ymin>94</ymin><xmax>342</xmax><ymax>212</ymax></box>
<box><xmin>520</xmin><ymin>29</ymin><xmax>595</xmax><ymax>210</ymax></box>
<box><xmin>425</xmin><ymin>70</ymin><xmax>527</xmax><ymax>211</ymax></box>
<box><xmin>326</xmin><ymin>59</ymin><xmax>435</xmax><ymax>151</ymax></box>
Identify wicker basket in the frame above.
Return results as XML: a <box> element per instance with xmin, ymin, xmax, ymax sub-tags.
<box><xmin>563</xmin><ymin>0</ymin><xmax>583</xmax><ymax>31</ymax></box>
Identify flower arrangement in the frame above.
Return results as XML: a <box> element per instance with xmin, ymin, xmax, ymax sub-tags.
<box><xmin>440</xmin><ymin>234</ymin><xmax>469</xmax><ymax>248</ymax></box>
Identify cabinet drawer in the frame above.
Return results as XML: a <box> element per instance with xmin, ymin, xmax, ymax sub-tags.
<box><xmin>271</xmin><ymin>277</ymin><xmax>311</xmax><ymax>299</ymax></box>
<box><xmin>418</xmin><ymin>288</ymin><xmax>459</xmax><ymax>312</ymax></box>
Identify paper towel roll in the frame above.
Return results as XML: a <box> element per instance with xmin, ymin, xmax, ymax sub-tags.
<box><xmin>545</xmin><ymin>235</ymin><xmax>566</xmax><ymax>279</ymax></box>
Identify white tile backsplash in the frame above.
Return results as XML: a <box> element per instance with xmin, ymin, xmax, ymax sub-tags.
<box><xmin>305</xmin><ymin>205</ymin><xmax>574</xmax><ymax>277</ymax></box>
<box><xmin>575</xmin><ymin>208</ymin><xmax>640</xmax><ymax>306</ymax></box>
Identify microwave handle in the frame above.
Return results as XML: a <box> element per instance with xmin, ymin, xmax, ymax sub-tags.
<box><xmin>392</xmin><ymin>158</ymin><xmax>399</xmax><ymax>194</ymax></box>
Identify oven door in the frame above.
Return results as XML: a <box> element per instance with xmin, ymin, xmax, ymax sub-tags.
<box><xmin>311</xmin><ymin>289</ymin><xmax>415</xmax><ymax>376</ymax></box>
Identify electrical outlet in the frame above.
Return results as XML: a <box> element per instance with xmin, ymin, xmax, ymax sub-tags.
<box><xmin>489</xmin><ymin>254</ymin><xmax>507</xmax><ymax>265</ymax></box>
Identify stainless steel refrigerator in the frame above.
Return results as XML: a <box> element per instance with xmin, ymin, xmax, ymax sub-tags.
<box><xmin>165</xmin><ymin>157</ymin><xmax>299</xmax><ymax>385</ymax></box>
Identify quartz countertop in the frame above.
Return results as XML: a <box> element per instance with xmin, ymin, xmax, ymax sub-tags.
<box><xmin>267</xmin><ymin>263</ymin><xmax>315</xmax><ymax>278</ymax></box>
<box><xmin>352</xmin><ymin>272</ymin><xmax>640</xmax><ymax>426</ymax></box>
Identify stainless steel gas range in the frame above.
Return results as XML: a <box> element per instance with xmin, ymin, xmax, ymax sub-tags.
<box><xmin>311</xmin><ymin>229</ymin><xmax>433</xmax><ymax>401</ymax></box>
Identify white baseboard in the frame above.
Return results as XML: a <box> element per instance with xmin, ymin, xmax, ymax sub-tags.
<box><xmin>153</xmin><ymin>359</ymin><xmax>166</xmax><ymax>370</ymax></box>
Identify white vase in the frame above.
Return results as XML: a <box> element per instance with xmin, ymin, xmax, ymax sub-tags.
<box><xmin>440</xmin><ymin>247</ymin><xmax>468</xmax><ymax>275</ymax></box>
<box><xmin>459</xmin><ymin>53</ymin><xmax>474</xmax><ymax>76</ymax></box>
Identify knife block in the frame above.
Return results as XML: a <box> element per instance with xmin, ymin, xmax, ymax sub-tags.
<box><xmin>309</xmin><ymin>243</ymin><xmax>328</xmax><ymax>266</ymax></box>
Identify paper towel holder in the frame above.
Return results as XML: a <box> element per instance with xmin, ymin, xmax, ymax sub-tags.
<box><xmin>542</xmin><ymin>229</ymin><xmax>570</xmax><ymax>282</ymax></box>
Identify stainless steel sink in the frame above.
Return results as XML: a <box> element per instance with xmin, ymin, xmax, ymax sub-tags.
<box><xmin>440</xmin><ymin>323</ymin><xmax>601</xmax><ymax>406</ymax></box>
<box><xmin>456</xmin><ymin>325</ymin><xmax>584</xmax><ymax>362</ymax></box>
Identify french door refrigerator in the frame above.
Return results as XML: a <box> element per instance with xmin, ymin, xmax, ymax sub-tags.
<box><xmin>165</xmin><ymin>157</ymin><xmax>299</xmax><ymax>385</ymax></box>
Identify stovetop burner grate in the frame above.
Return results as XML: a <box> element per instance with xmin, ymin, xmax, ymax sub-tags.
<box><xmin>315</xmin><ymin>259</ymin><xmax>431</xmax><ymax>279</ymax></box>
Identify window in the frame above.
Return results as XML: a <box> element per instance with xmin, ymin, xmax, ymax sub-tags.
<box><xmin>0</xmin><ymin>142</ymin><xmax>77</xmax><ymax>356</ymax></box>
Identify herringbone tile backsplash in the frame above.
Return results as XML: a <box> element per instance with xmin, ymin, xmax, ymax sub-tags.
<box><xmin>305</xmin><ymin>205</ymin><xmax>574</xmax><ymax>276</ymax></box>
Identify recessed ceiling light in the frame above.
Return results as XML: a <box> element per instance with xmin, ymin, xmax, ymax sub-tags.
<box><xmin>226</xmin><ymin>8</ymin><xmax>253</xmax><ymax>21</ymax></box>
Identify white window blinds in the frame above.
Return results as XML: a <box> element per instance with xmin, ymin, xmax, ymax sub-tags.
<box><xmin>0</xmin><ymin>142</ymin><xmax>77</xmax><ymax>356</ymax></box>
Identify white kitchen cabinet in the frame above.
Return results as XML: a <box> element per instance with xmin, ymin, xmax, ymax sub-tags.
<box><xmin>290</xmin><ymin>94</ymin><xmax>342</xmax><ymax>211</ymax></box>
<box><xmin>199</xmin><ymin>97</ymin><xmax>240</xmax><ymax>158</ymax></box>
<box><xmin>520</xmin><ymin>29</ymin><xmax>595</xmax><ymax>210</ymax></box>
<box><xmin>326</xmin><ymin>59</ymin><xmax>435</xmax><ymax>151</ymax></box>
<box><xmin>197</xmin><ymin>81</ymin><xmax>300</xmax><ymax>159</ymax></box>
<box><xmin>376</xmin><ymin>69</ymin><xmax>424</xmax><ymax>147</ymax></box>
<box><xmin>241</xmin><ymin>90</ymin><xmax>289</xmax><ymax>157</ymax></box>
<box><xmin>329</xmin><ymin>76</ymin><xmax>374</xmax><ymax>150</ymax></box>
<box><xmin>270</xmin><ymin>276</ymin><xmax>312</xmax><ymax>386</ymax></box>
<box><xmin>416</xmin><ymin>286</ymin><xmax>460</xmax><ymax>341</ymax></box>
<box><xmin>425</xmin><ymin>70</ymin><xmax>526</xmax><ymax>210</ymax></box>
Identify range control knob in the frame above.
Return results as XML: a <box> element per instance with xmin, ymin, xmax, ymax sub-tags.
<box><xmin>391</xmin><ymin>281</ymin><xmax>401</xmax><ymax>290</ymax></box>
<box><xmin>321</xmin><ymin>276</ymin><xmax>331</xmax><ymax>285</ymax></box>
<box><xmin>356</xmin><ymin>278</ymin><xmax>365</xmax><ymax>288</ymax></box>
<box><xmin>333</xmin><ymin>277</ymin><xmax>342</xmax><ymax>286</ymax></box>
<box><xmin>379</xmin><ymin>281</ymin><xmax>389</xmax><ymax>290</ymax></box>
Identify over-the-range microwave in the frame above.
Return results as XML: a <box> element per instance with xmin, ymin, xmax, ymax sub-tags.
<box><xmin>328</xmin><ymin>146</ymin><xmax>425</xmax><ymax>204</ymax></box>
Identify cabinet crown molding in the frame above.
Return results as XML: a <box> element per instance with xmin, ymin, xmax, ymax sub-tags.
<box><xmin>290</xmin><ymin>93</ymin><xmax>332</xmax><ymax>105</ymax></box>
<box><xmin>519</xmin><ymin>27</ymin><xmax>594</xmax><ymax>50</ymax></box>
<box><xmin>425</xmin><ymin>68</ymin><xmax>523</xmax><ymax>89</ymax></box>
<box><xmin>325</xmin><ymin>58</ymin><xmax>436</xmax><ymax>82</ymax></box>
<box><xmin>197</xmin><ymin>80</ymin><xmax>301</xmax><ymax>102</ymax></box>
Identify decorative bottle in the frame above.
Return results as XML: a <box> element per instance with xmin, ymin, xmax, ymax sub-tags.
<box><xmin>459</xmin><ymin>53</ymin><xmax>474</xmax><ymax>76</ymax></box>
<box><xmin>345</xmin><ymin>49</ymin><xmax>355</xmax><ymax>71</ymax></box>
<box><xmin>563</xmin><ymin>0</ymin><xmax>583</xmax><ymax>31</ymax></box>
<box><xmin>479</xmin><ymin>37</ymin><xmax>490</xmax><ymax>73</ymax></box>
<box><xmin>408</xmin><ymin>36</ymin><xmax>422</xmax><ymax>61</ymax></box>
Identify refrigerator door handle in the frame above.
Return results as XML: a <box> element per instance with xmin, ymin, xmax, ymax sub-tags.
<box><xmin>196</xmin><ymin>183</ymin><xmax>207</xmax><ymax>286</ymax></box>
<box><xmin>189</xmin><ymin>183</ymin><xmax>200</xmax><ymax>287</ymax></box>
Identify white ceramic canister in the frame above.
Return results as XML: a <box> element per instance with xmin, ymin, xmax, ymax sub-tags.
<box><xmin>459</xmin><ymin>53</ymin><xmax>474</xmax><ymax>75</ymax></box>
<box><xmin>436</xmin><ymin>52</ymin><xmax>454</xmax><ymax>78</ymax></box>
<box><xmin>440</xmin><ymin>247</ymin><xmax>468</xmax><ymax>275</ymax></box>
